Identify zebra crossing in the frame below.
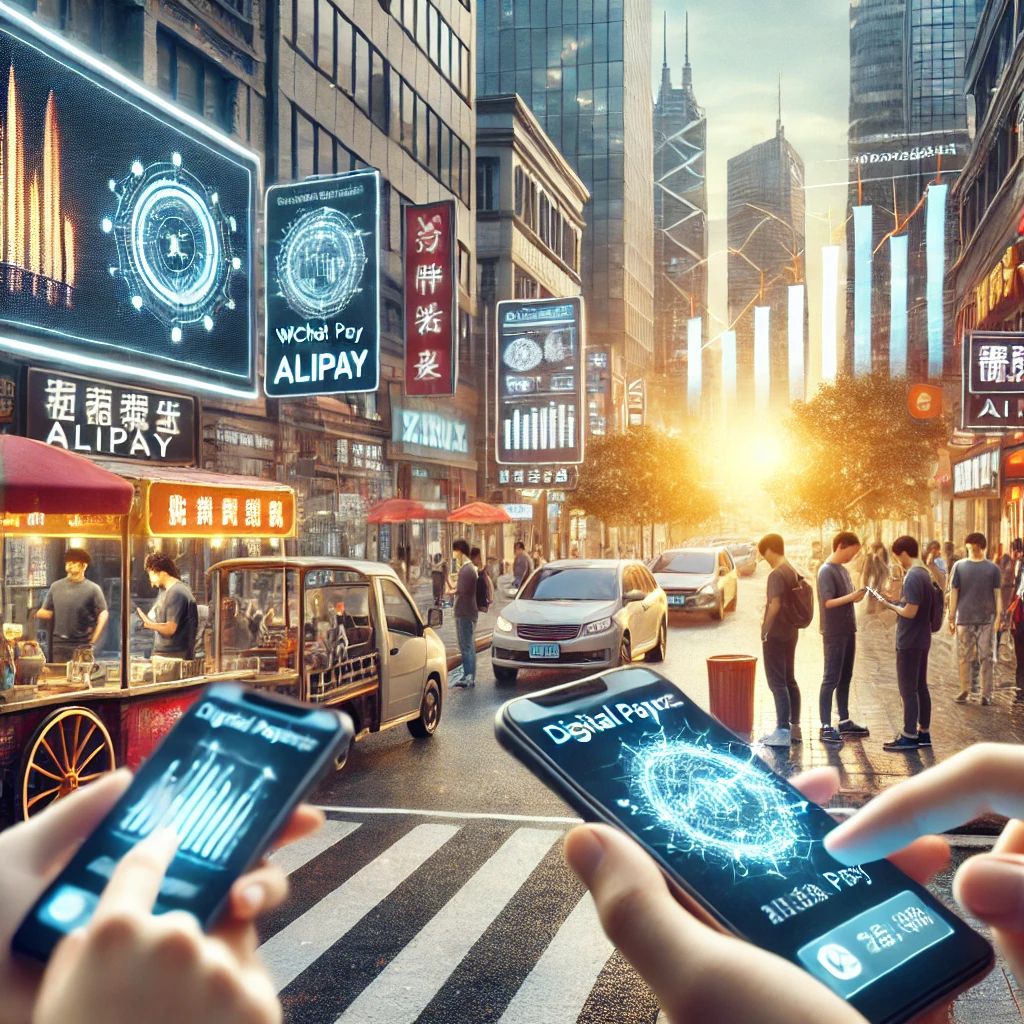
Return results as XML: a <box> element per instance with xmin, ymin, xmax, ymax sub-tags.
<box><xmin>260</xmin><ymin>811</ymin><xmax>661</xmax><ymax>1024</ymax></box>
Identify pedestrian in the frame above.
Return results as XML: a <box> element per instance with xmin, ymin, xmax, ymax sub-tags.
<box><xmin>512</xmin><ymin>541</ymin><xmax>531</xmax><ymax>588</ymax></box>
<box><xmin>816</xmin><ymin>531</ymin><xmax>869</xmax><ymax>746</ymax></box>
<box><xmin>949</xmin><ymin>532</ymin><xmax>1002</xmax><ymax>706</ymax></box>
<box><xmin>471</xmin><ymin>546</ymin><xmax>493</xmax><ymax>613</ymax></box>
<box><xmin>998</xmin><ymin>543</ymin><xmax>1015</xmax><ymax>660</ymax></box>
<box><xmin>33</xmin><ymin>547</ymin><xmax>109</xmax><ymax>664</ymax></box>
<box><xmin>1008</xmin><ymin>538</ymin><xmax>1024</xmax><ymax>704</ymax></box>
<box><xmin>450</xmin><ymin>538</ymin><xmax>478</xmax><ymax>688</ymax></box>
<box><xmin>136</xmin><ymin>553</ymin><xmax>199</xmax><ymax>660</ymax></box>
<box><xmin>430</xmin><ymin>553</ymin><xmax>446</xmax><ymax>607</ymax></box>
<box><xmin>757</xmin><ymin>534</ymin><xmax>802</xmax><ymax>749</ymax></box>
<box><xmin>861</xmin><ymin>542</ymin><xmax>888</xmax><ymax>614</ymax></box>
<box><xmin>924</xmin><ymin>539</ymin><xmax>947</xmax><ymax>589</ymax></box>
<box><xmin>876</xmin><ymin>536</ymin><xmax>935</xmax><ymax>751</ymax></box>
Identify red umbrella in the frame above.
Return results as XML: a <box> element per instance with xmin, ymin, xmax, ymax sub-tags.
<box><xmin>447</xmin><ymin>501</ymin><xmax>512</xmax><ymax>525</ymax></box>
<box><xmin>367</xmin><ymin>497</ymin><xmax>448</xmax><ymax>524</ymax></box>
<box><xmin>0</xmin><ymin>436</ymin><xmax>134</xmax><ymax>515</ymax></box>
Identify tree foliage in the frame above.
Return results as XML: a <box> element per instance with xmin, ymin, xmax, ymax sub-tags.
<box><xmin>572</xmin><ymin>426</ymin><xmax>718</xmax><ymax>530</ymax></box>
<box><xmin>768</xmin><ymin>373</ymin><xmax>947</xmax><ymax>529</ymax></box>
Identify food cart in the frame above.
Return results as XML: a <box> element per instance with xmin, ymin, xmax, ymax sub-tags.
<box><xmin>0</xmin><ymin>439</ymin><xmax>304</xmax><ymax>827</ymax></box>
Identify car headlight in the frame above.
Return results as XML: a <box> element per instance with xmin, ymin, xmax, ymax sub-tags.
<box><xmin>698</xmin><ymin>583</ymin><xmax>717</xmax><ymax>595</ymax></box>
<box><xmin>584</xmin><ymin>617</ymin><xmax>613</xmax><ymax>635</ymax></box>
<box><xmin>495</xmin><ymin>615</ymin><xmax>513</xmax><ymax>633</ymax></box>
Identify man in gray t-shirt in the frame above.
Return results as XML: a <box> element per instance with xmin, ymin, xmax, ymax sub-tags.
<box><xmin>451</xmin><ymin>539</ymin><xmax>478</xmax><ymax>688</ymax></box>
<box><xmin>949</xmin><ymin>533</ymin><xmax>1003</xmax><ymax>704</ymax></box>
<box><xmin>35</xmin><ymin>548</ymin><xmax>109</xmax><ymax>663</ymax></box>
<box><xmin>137</xmin><ymin>553</ymin><xmax>199</xmax><ymax>660</ymax></box>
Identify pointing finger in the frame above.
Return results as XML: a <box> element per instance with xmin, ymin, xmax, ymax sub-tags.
<box><xmin>93</xmin><ymin>829</ymin><xmax>180</xmax><ymax>921</ymax></box>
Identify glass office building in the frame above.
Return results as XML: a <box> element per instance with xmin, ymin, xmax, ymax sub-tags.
<box><xmin>477</xmin><ymin>0</ymin><xmax>655</xmax><ymax>392</ymax></box>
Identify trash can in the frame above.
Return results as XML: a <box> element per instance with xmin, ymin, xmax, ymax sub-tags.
<box><xmin>706</xmin><ymin>655</ymin><xmax>758</xmax><ymax>737</ymax></box>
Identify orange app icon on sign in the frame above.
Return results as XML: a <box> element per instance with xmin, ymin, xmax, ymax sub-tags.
<box><xmin>908</xmin><ymin>384</ymin><xmax>942</xmax><ymax>419</ymax></box>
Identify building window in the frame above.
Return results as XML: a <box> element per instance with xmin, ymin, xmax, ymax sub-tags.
<box><xmin>157</xmin><ymin>29</ymin><xmax>236</xmax><ymax>132</ymax></box>
<box><xmin>477</xmin><ymin>157</ymin><xmax>500</xmax><ymax>210</ymax></box>
<box><xmin>458</xmin><ymin>242</ymin><xmax>471</xmax><ymax>292</ymax></box>
<box><xmin>514</xmin><ymin>268</ymin><xmax>539</xmax><ymax>298</ymax></box>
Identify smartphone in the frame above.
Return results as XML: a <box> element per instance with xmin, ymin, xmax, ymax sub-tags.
<box><xmin>13</xmin><ymin>682</ymin><xmax>353</xmax><ymax>963</ymax></box>
<box><xmin>495</xmin><ymin>667</ymin><xmax>993</xmax><ymax>1024</ymax></box>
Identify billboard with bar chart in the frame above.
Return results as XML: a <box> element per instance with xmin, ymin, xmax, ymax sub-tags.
<box><xmin>496</xmin><ymin>297</ymin><xmax>585</xmax><ymax>466</ymax></box>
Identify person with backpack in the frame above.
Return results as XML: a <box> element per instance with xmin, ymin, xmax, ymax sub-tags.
<box><xmin>471</xmin><ymin>546</ymin><xmax>493</xmax><ymax>613</ymax></box>
<box><xmin>948</xmin><ymin>532</ymin><xmax>1002</xmax><ymax>706</ymax></box>
<box><xmin>816</xmin><ymin>531</ymin><xmax>870</xmax><ymax>747</ymax></box>
<box><xmin>757</xmin><ymin>533</ymin><xmax>810</xmax><ymax>749</ymax></box>
<box><xmin>450</xmin><ymin>538</ymin><xmax>478</xmax><ymax>689</ymax></box>
<box><xmin>876</xmin><ymin>536</ymin><xmax>941</xmax><ymax>751</ymax></box>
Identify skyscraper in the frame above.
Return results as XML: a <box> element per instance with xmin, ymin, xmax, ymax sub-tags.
<box><xmin>477</xmin><ymin>0</ymin><xmax>655</xmax><ymax>423</ymax></box>
<box><xmin>727</xmin><ymin>102</ymin><xmax>806</xmax><ymax>417</ymax></box>
<box><xmin>653</xmin><ymin>13</ymin><xmax>708</xmax><ymax>415</ymax></box>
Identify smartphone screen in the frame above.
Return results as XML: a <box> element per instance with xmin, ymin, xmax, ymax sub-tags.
<box><xmin>14</xmin><ymin>683</ymin><xmax>349</xmax><ymax>962</ymax></box>
<box><xmin>500</xmin><ymin>667</ymin><xmax>992</xmax><ymax>1024</ymax></box>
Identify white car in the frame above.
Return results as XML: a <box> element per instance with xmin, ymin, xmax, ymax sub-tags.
<box><xmin>490</xmin><ymin>559</ymin><xmax>668</xmax><ymax>685</ymax></box>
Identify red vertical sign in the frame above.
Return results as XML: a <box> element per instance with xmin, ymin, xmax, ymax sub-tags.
<box><xmin>404</xmin><ymin>201</ymin><xmax>457</xmax><ymax>396</ymax></box>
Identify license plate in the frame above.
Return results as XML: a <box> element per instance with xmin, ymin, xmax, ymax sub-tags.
<box><xmin>668</xmin><ymin>595</ymin><xmax>687</xmax><ymax>607</ymax></box>
<box><xmin>529</xmin><ymin>643</ymin><xmax>561</xmax><ymax>659</ymax></box>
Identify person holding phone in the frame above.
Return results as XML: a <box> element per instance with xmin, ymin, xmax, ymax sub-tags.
<box><xmin>136</xmin><ymin>553</ymin><xmax>199</xmax><ymax>660</ymax></box>
<box><xmin>0</xmin><ymin>770</ymin><xmax>324</xmax><ymax>1024</ymax></box>
<box><xmin>563</xmin><ymin>743</ymin><xmax>1024</xmax><ymax>1024</ymax></box>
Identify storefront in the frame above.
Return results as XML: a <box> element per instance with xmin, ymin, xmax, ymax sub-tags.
<box><xmin>1001</xmin><ymin>437</ymin><xmax>1024</xmax><ymax>544</ymax></box>
<box><xmin>951</xmin><ymin>443</ymin><xmax>1002</xmax><ymax>546</ymax></box>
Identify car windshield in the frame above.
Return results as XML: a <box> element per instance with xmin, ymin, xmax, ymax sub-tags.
<box><xmin>519</xmin><ymin>567</ymin><xmax>618</xmax><ymax>601</ymax></box>
<box><xmin>652</xmin><ymin>552</ymin><xmax>715</xmax><ymax>575</ymax></box>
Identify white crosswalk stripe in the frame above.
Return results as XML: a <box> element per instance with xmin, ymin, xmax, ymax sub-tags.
<box><xmin>269</xmin><ymin>819</ymin><xmax>361</xmax><ymax>876</ymax></box>
<box><xmin>335</xmin><ymin>827</ymin><xmax>563</xmax><ymax>1024</ymax></box>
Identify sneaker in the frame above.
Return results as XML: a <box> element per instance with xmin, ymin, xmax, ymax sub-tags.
<box><xmin>448</xmin><ymin>671</ymin><xmax>466</xmax><ymax>689</ymax></box>
<box><xmin>916</xmin><ymin>731</ymin><xmax>932</xmax><ymax>746</ymax></box>
<box><xmin>819</xmin><ymin>725</ymin><xmax>844</xmax><ymax>746</ymax></box>
<box><xmin>465</xmin><ymin>677</ymin><xmax>476</xmax><ymax>688</ymax></box>
<box><xmin>981</xmin><ymin>696</ymin><xmax>993</xmax><ymax>706</ymax></box>
<box><xmin>838</xmin><ymin>719</ymin><xmax>870</xmax><ymax>737</ymax></box>
<box><xmin>790</xmin><ymin>724</ymin><xmax>803</xmax><ymax>743</ymax></box>
<box><xmin>954</xmin><ymin>692</ymin><xmax>969</xmax><ymax>703</ymax></box>
<box><xmin>758</xmin><ymin>727</ymin><xmax>791</xmax><ymax>748</ymax></box>
<box><xmin>883</xmin><ymin>734</ymin><xmax>920</xmax><ymax>751</ymax></box>
<box><xmin>1016</xmin><ymin>690</ymin><xmax>1024</xmax><ymax>704</ymax></box>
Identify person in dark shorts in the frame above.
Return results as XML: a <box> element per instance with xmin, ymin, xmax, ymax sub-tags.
<box><xmin>136</xmin><ymin>552</ymin><xmax>199</xmax><ymax>659</ymax></box>
<box><xmin>757</xmin><ymin>533</ymin><xmax>801</xmax><ymax>749</ymax></box>
<box><xmin>34</xmin><ymin>548</ymin><xmax>108</xmax><ymax>663</ymax></box>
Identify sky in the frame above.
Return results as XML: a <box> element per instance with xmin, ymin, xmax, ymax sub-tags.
<box><xmin>651</xmin><ymin>0</ymin><xmax>852</xmax><ymax>385</ymax></box>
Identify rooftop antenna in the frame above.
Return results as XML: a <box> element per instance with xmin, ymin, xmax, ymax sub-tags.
<box><xmin>664</xmin><ymin>10</ymin><xmax>668</xmax><ymax>67</ymax></box>
<box><xmin>776</xmin><ymin>72</ymin><xmax>783</xmax><ymax>136</ymax></box>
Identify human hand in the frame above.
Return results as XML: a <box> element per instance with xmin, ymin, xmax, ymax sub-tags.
<box><xmin>826</xmin><ymin>743</ymin><xmax>1024</xmax><ymax>988</ymax></box>
<box><xmin>853</xmin><ymin>588</ymin><xmax>867</xmax><ymax>603</ymax></box>
<box><xmin>949</xmin><ymin>619</ymin><xmax>956</xmax><ymax>635</ymax></box>
<box><xmin>564</xmin><ymin>768</ymin><xmax>953</xmax><ymax>1024</ymax></box>
<box><xmin>0</xmin><ymin>770</ymin><xmax>323</xmax><ymax>1024</ymax></box>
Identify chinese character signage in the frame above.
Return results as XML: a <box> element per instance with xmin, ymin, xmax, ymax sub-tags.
<box><xmin>962</xmin><ymin>331</ymin><xmax>1024</xmax><ymax>430</ymax></box>
<box><xmin>0</xmin><ymin>6</ymin><xmax>258</xmax><ymax>397</ymax></box>
<box><xmin>26</xmin><ymin>369</ymin><xmax>196</xmax><ymax>464</ymax></box>
<box><xmin>404</xmin><ymin>201</ymin><xmax>457</xmax><ymax>396</ymax></box>
<box><xmin>147</xmin><ymin>482</ymin><xmax>296</xmax><ymax>538</ymax></box>
<box><xmin>498</xmin><ymin>466</ymin><xmax>578</xmax><ymax>489</ymax></box>
<box><xmin>953</xmin><ymin>448</ymin><xmax>999</xmax><ymax>497</ymax></box>
<box><xmin>264</xmin><ymin>169</ymin><xmax>380</xmax><ymax>398</ymax></box>
<box><xmin>496</xmin><ymin>297</ymin><xmax>585</xmax><ymax>466</ymax></box>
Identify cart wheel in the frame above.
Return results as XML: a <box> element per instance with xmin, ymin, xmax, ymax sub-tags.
<box><xmin>21</xmin><ymin>708</ymin><xmax>116</xmax><ymax>820</ymax></box>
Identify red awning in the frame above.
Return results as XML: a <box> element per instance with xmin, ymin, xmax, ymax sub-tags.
<box><xmin>447</xmin><ymin>501</ymin><xmax>512</xmax><ymax>525</ymax></box>
<box><xmin>367</xmin><ymin>497</ymin><xmax>448</xmax><ymax>524</ymax></box>
<box><xmin>0</xmin><ymin>436</ymin><xmax>135</xmax><ymax>515</ymax></box>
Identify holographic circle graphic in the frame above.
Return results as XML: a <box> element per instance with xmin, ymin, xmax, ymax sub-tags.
<box><xmin>625</xmin><ymin>735</ymin><xmax>809</xmax><ymax>875</ymax></box>
<box><xmin>107</xmin><ymin>157</ymin><xmax>240</xmax><ymax>342</ymax></box>
<box><xmin>276</xmin><ymin>206</ymin><xmax>367</xmax><ymax>320</ymax></box>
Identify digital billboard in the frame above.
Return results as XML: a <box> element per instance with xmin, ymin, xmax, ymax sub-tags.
<box><xmin>496</xmin><ymin>297</ymin><xmax>585</xmax><ymax>466</ymax></box>
<box><xmin>404</xmin><ymin>201</ymin><xmax>457</xmax><ymax>396</ymax></box>
<box><xmin>264</xmin><ymin>169</ymin><xmax>380</xmax><ymax>398</ymax></box>
<box><xmin>0</xmin><ymin>3</ymin><xmax>259</xmax><ymax>397</ymax></box>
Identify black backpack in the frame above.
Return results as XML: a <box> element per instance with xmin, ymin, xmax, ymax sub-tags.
<box><xmin>781</xmin><ymin>566</ymin><xmax>815</xmax><ymax>629</ymax></box>
<box><xmin>921</xmin><ymin>568</ymin><xmax>944</xmax><ymax>633</ymax></box>
<box><xmin>476</xmin><ymin>570</ymin><xmax>493</xmax><ymax>612</ymax></box>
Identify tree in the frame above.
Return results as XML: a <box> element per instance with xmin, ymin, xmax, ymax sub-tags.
<box><xmin>767</xmin><ymin>373</ymin><xmax>948</xmax><ymax>529</ymax></box>
<box><xmin>572</xmin><ymin>426</ymin><xmax>718</xmax><ymax>555</ymax></box>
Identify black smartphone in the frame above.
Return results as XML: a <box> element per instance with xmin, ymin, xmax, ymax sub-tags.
<box><xmin>495</xmin><ymin>667</ymin><xmax>993</xmax><ymax>1024</ymax></box>
<box><xmin>13</xmin><ymin>682</ymin><xmax>353</xmax><ymax>963</ymax></box>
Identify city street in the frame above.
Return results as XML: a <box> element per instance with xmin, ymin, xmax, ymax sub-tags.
<box><xmin>257</xmin><ymin>566</ymin><xmax>1024</xmax><ymax>1023</ymax></box>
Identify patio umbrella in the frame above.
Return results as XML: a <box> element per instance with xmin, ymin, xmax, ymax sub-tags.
<box><xmin>367</xmin><ymin>497</ymin><xmax>448</xmax><ymax>524</ymax></box>
<box><xmin>446</xmin><ymin>501</ymin><xmax>511</xmax><ymax>525</ymax></box>
<box><xmin>0</xmin><ymin>436</ymin><xmax>134</xmax><ymax>514</ymax></box>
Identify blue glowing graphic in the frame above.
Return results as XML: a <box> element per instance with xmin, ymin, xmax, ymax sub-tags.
<box><xmin>623</xmin><ymin>730</ymin><xmax>813</xmax><ymax>878</ymax></box>
<box><xmin>821</xmin><ymin>245</ymin><xmax>839</xmax><ymax>381</ymax></box>
<box><xmin>926</xmin><ymin>185</ymin><xmax>947</xmax><ymax>379</ymax></box>
<box><xmin>276</xmin><ymin>206</ymin><xmax>367</xmax><ymax>320</ymax></box>
<box><xmin>754</xmin><ymin>306</ymin><xmax>770</xmax><ymax>414</ymax></box>
<box><xmin>721</xmin><ymin>330</ymin><xmax>737</xmax><ymax>405</ymax></box>
<box><xmin>889</xmin><ymin>234</ymin><xmax>908</xmax><ymax>377</ymax></box>
<box><xmin>687</xmin><ymin>316</ymin><xmax>702</xmax><ymax>416</ymax></box>
<box><xmin>106</xmin><ymin>155</ymin><xmax>240</xmax><ymax>343</ymax></box>
<box><xmin>788</xmin><ymin>284</ymin><xmax>805</xmax><ymax>403</ymax></box>
<box><xmin>853</xmin><ymin>205</ymin><xmax>872</xmax><ymax>377</ymax></box>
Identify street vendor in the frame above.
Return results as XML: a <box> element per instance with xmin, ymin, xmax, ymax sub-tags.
<box><xmin>136</xmin><ymin>553</ymin><xmax>199</xmax><ymax>660</ymax></box>
<box><xmin>33</xmin><ymin>548</ymin><xmax>108</xmax><ymax>663</ymax></box>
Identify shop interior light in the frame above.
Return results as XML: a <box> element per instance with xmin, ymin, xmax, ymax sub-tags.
<box><xmin>210</xmin><ymin>537</ymin><xmax>223</xmax><ymax>548</ymax></box>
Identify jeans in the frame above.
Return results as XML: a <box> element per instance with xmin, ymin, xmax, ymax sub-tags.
<box><xmin>819</xmin><ymin>635</ymin><xmax>855</xmax><ymax>726</ymax></box>
<box><xmin>763</xmin><ymin>635</ymin><xmax>800</xmax><ymax>730</ymax></box>
<box><xmin>896</xmin><ymin>647</ymin><xmax>931</xmax><ymax>736</ymax></box>
<box><xmin>957</xmin><ymin>622</ymin><xmax>994</xmax><ymax>699</ymax></box>
<box><xmin>455</xmin><ymin>614</ymin><xmax>477</xmax><ymax>680</ymax></box>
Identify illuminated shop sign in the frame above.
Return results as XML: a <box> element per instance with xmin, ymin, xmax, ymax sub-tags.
<box><xmin>396</xmin><ymin>409</ymin><xmax>469</xmax><ymax>455</ymax></box>
<box><xmin>501</xmin><ymin>504</ymin><xmax>533</xmax><ymax>520</ymax></box>
<box><xmin>0</xmin><ymin>4</ymin><xmax>258</xmax><ymax>396</ymax></box>
<box><xmin>498</xmin><ymin>466</ymin><xmax>578</xmax><ymax>488</ymax></box>
<box><xmin>26</xmin><ymin>368</ymin><xmax>196</xmax><ymax>464</ymax></box>
<box><xmin>497</xmin><ymin>297</ymin><xmax>585</xmax><ymax>466</ymax></box>
<box><xmin>971</xmin><ymin>243</ymin><xmax>1024</xmax><ymax>328</ymax></box>
<box><xmin>264</xmin><ymin>169</ymin><xmax>380</xmax><ymax>398</ymax></box>
<box><xmin>953</xmin><ymin>449</ymin><xmax>999</xmax><ymax>497</ymax></box>
<box><xmin>961</xmin><ymin>331</ymin><xmax>1024</xmax><ymax>430</ymax></box>
<box><xmin>0</xmin><ymin>511</ymin><xmax>120</xmax><ymax>536</ymax></box>
<box><xmin>146</xmin><ymin>481</ymin><xmax>296</xmax><ymax>538</ymax></box>
<box><xmin>404</xmin><ymin>201</ymin><xmax>457</xmax><ymax>396</ymax></box>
